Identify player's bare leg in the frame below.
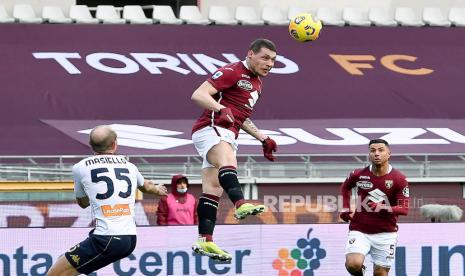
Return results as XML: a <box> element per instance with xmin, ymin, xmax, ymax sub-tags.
<box><xmin>207</xmin><ymin>141</ymin><xmax>265</xmax><ymax>219</ymax></box>
<box><xmin>47</xmin><ymin>255</ymin><xmax>79</xmax><ymax>276</ymax></box>
<box><xmin>373</xmin><ymin>265</ymin><xmax>389</xmax><ymax>276</ymax></box>
<box><xmin>201</xmin><ymin>167</ymin><xmax>223</xmax><ymax>196</ymax></box>
<box><xmin>345</xmin><ymin>253</ymin><xmax>366</xmax><ymax>276</ymax></box>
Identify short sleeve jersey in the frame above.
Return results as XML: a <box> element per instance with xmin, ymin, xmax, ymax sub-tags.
<box><xmin>73</xmin><ymin>155</ymin><xmax>145</xmax><ymax>235</ymax></box>
<box><xmin>192</xmin><ymin>61</ymin><xmax>263</xmax><ymax>138</ymax></box>
<box><xmin>343</xmin><ymin>165</ymin><xmax>410</xmax><ymax>234</ymax></box>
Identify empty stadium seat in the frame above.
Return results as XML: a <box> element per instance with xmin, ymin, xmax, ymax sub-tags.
<box><xmin>0</xmin><ymin>5</ymin><xmax>15</xmax><ymax>23</ymax></box>
<box><xmin>123</xmin><ymin>5</ymin><xmax>153</xmax><ymax>24</ymax></box>
<box><xmin>368</xmin><ymin>7</ymin><xmax>397</xmax><ymax>26</ymax></box>
<box><xmin>343</xmin><ymin>7</ymin><xmax>371</xmax><ymax>26</ymax></box>
<box><xmin>153</xmin><ymin>5</ymin><xmax>182</xmax><ymax>24</ymax></box>
<box><xmin>262</xmin><ymin>6</ymin><xmax>288</xmax><ymax>25</ymax></box>
<box><xmin>179</xmin><ymin>5</ymin><xmax>210</xmax><ymax>25</ymax></box>
<box><xmin>423</xmin><ymin>7</ymin><xmax>451</xmax><ymax>27</ymax></box>
<box><xmin>449</xmin><ymin>7</ymin><xmax>465</xmax><ymax>26</ymax></box>
<box><xmin>96</xmin><ymin>5</ymin><xmax>126</xmax><ymax>24</ymax></box>
<box><xmin>70</xmin><ymin>5</ymin><xmax>99</xmax><ymax>24</ymax></box>
<box><xmin>287</xmin><ymin>5</ymin><xmax>308</xmax><ymax>20</ymax></box>
<box><xmin>42</xmin><ymin>6</ymin><xmax>72</xmax><ymax>24</ymax></box>
<box><xmin>395</xmin><ymin>7</ymin><xmax>425</xmax><ymax>26</ymax></box>
<box><xmin>235</xmin><ymin>6</ymin><xmax>264</xmax><ymax>25</ymax></box>
<box><xmin>13</xmin><ymin>4</ymin><xmax>43</xmax><ymax>23</ymax></box>
<box><xmin>317</xmin><ymin>7</ymin><xmax>345</xmax><ymax>26</ymax></box>
<box><xmin>208</xmin><ymin>6</ymin><xmax>237</xmax><ymax>25</ymax></box>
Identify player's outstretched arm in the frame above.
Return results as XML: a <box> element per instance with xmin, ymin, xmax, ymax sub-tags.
<box><xmin>138</xmin><ymin>180</ymin><xmax>168</xmax><ymax>196</ymax></box>
<box><xmin>191</xmin><ymin>81</ymin><xmax>224</xmax><ymax>112</ymax></box>
<box><xmin>242</xmin><ymin>118</ymin><xmax>277</xmax><ymax>162</ymax></box>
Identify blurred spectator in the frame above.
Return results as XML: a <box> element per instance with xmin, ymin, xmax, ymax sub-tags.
<box><xmin>156</xmin><ymin>174</ymin><xmax>198</xmax><ymax>225</ymax></box>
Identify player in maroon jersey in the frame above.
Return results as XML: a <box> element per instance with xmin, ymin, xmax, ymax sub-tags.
<box><xmin>340</xmin><ymin>139</ymin><xmax>409</xmax><ymax>276</ymax></box>
<box><xmin>190</xmin><ymin>38</ymin><xmax>278</xmax><ymax>261</ymax></box>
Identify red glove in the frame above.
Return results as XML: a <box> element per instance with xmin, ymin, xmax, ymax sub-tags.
<box><xmin>262</xmin><ymin>137</ymin><xmax>277</xmax><ymax>161</ymax></box>
<box><xmin>340</xmin><ymin>211</ymin><xmax>353</xmax><ymax>222</ymax></box>
<box><xmin>217</xmin><ymin>107</ymin><xmax>234</xmax><ymax>128</ymax></box>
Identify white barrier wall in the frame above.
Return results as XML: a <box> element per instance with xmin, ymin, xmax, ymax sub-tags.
<box><xmin>0</xmin><ymin>223</ymin><xmax>464</xmax><ymax>275</ymax></box>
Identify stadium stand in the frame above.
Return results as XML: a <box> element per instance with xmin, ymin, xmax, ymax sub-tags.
<box><xmin>69</xmin><ymin>4</ymin><xmax>99</xmax><ymax>23</ymax></box>
<box><xmin>0</xmin><ymin>4</ymin><xmax>14</xmax><ymax>23</ymax></box>
<box><xmin>152</xmin><ymin>5</ymin><xmax>182</xmax><ymax>24</ymax></box>
<box><xmin>261</xmin><ymin>6</ymin><xmax>288</xmax><ymax>25</ymax></box>
<box><xmin>95</xmin><ymin>5</ymin><xmax>126</xmax><ymax>24</ymax></box>
<box><xmin>316</xmin><ymin>7</ymin><xmax>345</xmax><ymax>26</ymax></box>
<box><xmin>208</xmin><ymin>5</ymin><xmax>237</xmax><ymax>25</ymax></box>
<box><xmin>395</xmin><ymin>7</ymin><xmax>425</xmax><ymax>26</ymax></box>
<box><xmin>449</xmin><ymin>7</ymin><xmax>465</xmax><ymax>26</ymax></box>
<box><xmin>13</xmin><ymin>3</ymin><xmax>43</xmax><ymax>23</ymax></box>
<box><xmin>122</xmin><ymin>5</ymin><xmax>153</xmax><ymax>24</ymax></box>
<box><xmin>287</xmin><ymin>5</ymin><xmax>309</xmax><ymax>21</ymax></box>
<box><xmin>342</xmin><ymin>7</ymin><xmax>371</xmax><ymax>26</ymax></box>
<box><xmin>368</xmin><ymin>7</ymin><xmax>398</xmax><ymax>26</ymax></box>
<box><xmin>0</xmin><ymin>2</ymin><xmax>465</xmax><ymax>27</ymax></box>
<box><xmin>423</xmin><ymin>7</ymin><xmax>452</xmax><ymax>27</ymax></box>
<box><xmin>235</xmin><ymin>6</ymin><xmax>264</xmax><ymax>25</ymax></box>
<box><xmin>42</xmin><ymin>6</ymin><xmax>73</xmax><ymax>24</ymax></box>
<box><xmin>179</xmin><ymin>5</ymin><xmax>210</xmax><ymax>25</ymax></box>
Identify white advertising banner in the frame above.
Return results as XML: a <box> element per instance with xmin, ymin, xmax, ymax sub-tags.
<box><xmin>0</xmin><ymin>223</ymin><xmax>464</xmax><ymax>275</ymax></box>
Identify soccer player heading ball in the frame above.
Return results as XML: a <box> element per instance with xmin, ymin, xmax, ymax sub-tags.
<box><xmin>190</xmin><ymin>38</ymin><xmax>278</xmax><ymax>261</ymax></box>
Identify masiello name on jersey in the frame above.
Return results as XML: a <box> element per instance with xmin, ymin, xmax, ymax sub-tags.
<box><xmin>85</xmin><ymin>156</ymin><xmax>127</xmax><ymax>166</ymax></box>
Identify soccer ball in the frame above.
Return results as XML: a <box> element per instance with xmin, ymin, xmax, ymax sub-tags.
<box><xmin>288</xmin><ymin>13</ymin><xmax>323</xmax><ymax>42</ymax></box>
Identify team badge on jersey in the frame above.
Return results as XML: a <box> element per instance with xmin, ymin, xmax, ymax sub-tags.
<box><xmin>402</xmin><ymin>186</ymin><xmax>410</xmax><ymax>197</ymax></box>
<box><xmin>212</xmin><ymin>71</ymin><xmax>223</xmax><ymax>80</ymax></box>
<box><xmin>385</xmin><ymin>180</ymin><xmax>393</xmax><ymax>189</ymax></box>
<box><xmin>237</xmin><ymin>80</ymin><xmax>253</xmax><ymax>91</ymax></box>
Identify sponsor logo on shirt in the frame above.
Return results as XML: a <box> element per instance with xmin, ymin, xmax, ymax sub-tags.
<box><xmin>241</xmin><ymin>74</ymin><xmax>250</xmax><ymax>79</ymax></box>
<box><xmin>368</xmin><ymin>189</ymin><xmax>387</xmax><ymax>203</ymax></box>
<box><xmin>237</xmin><ymin>80</ymin><xmax>253</xmax><ymax>91</ymax></box>
<box><xmin>359</xmin><ymin>175</ymin><xmax>370</xmax><ymax>180</ymax></box>
<box><xmin>101</xmin><ymin>204</ymin><xmax>131</xmax><ymax>217</ymax></box>
<box><xmin>385</xmin><ymin>180</ymin><xmax>393</xmax><ymax>189</ymax></box>
<box><xmin>356</xmin><ymin>181</ymin><xmax>373</xmax><ymax>189</ymax></box>
<box><xmin>212</xmin><ymin>71</ymin><xmax>223</xmax><ymax>80</ymax></box>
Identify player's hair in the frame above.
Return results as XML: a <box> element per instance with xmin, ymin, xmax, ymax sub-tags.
<box><xmin>89</xmin><ymin>125</ymin><xmax>117</xmax><ymax>153</ymax></box>
<box><xmin>249</xmin><ymin>38</ymin><xmax>276</xmax><ymax>53</ymax></box>
<box><xmin>369</xmin><ymin>139</ymin><xmax>389</xmax><ymax>147</ymax></box>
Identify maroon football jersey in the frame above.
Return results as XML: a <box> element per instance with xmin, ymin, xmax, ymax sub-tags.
<box><xmin>341</xmin><ymin>165</ymin><xmax>410</xmax><ymax>234</ymax></box>
<box><xmin>192</xmin><ymin>61</ymin><xmax>262</xmax><ymax>137</ymax></box>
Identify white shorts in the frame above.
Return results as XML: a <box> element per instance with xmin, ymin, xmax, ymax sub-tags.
<box><xmin>192</xmin><ymin>126</ymin><xmax>238</xmax><ymax>169</ymax></box>
<box><xmin>345</xmin><ymin>230</ymin><xmax>398</xmax><ymax>268</ymax></box>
